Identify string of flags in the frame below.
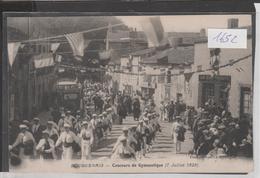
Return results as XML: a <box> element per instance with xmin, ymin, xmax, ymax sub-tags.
<box><xmin>58</xmin><ymin>54</ymin><xmax>251</xmax><ymax>77</ymax></box>
<box><xmin>7</xmin><ymin>23</ymin><xmax>125</xmax><ymax>67</ymax></box>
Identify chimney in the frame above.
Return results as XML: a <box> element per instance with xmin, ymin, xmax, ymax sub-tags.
<box><xmin>228</xmin><ymin>18</ymin><xmax>239</xmax><ymax>29</ymax></box>
<box><xmin>200</xmin><ymin>28</ymin><xmax>206</xmax><ymax>37</ymax></box>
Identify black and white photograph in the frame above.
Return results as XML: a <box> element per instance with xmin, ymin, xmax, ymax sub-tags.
<box><xmin>5</xmin><ymin>14</ymin><xmax>254</xmax><ymax>173</ymax></box>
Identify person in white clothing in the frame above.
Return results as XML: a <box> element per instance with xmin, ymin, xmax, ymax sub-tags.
<box><xmin>79</xmin><ymin>121</ymin><xmax>94</xmax><ymax>160</ymax></box>
<box><xmin>36</xmin><ymin>130</ymin><xmax>56</xmax><ymax>160</ymax></box>
<box><xmin>9</xmin><ymin>124</ymin><xmax>36</xmax><ymax>159</ymax></box>
<box><xmin>58</xmin><ymin>113</ymin><xmax>66</xmax><ymax>132</ymax></box>
<box><xmin>44</xmin><ymin>121</ymin><xmax>59</xmax><ymax>142</ymax></box>
<box><xmin>89</xmin><ymin>114</ymin><xmax>98</xmax><ymax>130</ymax></box>
<box><xmin>171</xmin><ymin>116</ymin><xmax>181</xmax><ymax>145</ymax></box>
<box><xmin>55</xmin><ymin>123</ymin><xmax>79</xmax><ymax>160</ymax></box>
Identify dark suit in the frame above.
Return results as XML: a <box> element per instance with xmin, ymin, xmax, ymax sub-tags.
<box><xmin>31</xmin><ymin>124</ymin><xmax>46</xmax><ymax>144</ymax></box>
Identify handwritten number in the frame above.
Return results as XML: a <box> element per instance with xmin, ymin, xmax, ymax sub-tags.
<box><xmin>213</xmin><ymin>32</ymin><xmax>238</xmax><ymax>44</ymax></box>
<box><xmin>212</xmin><ymin>32</ymin><xmax>222</xmax><ymax>42</ymax></box>
<box><xmin>231</xmin><ymin>35</ymin><xmax>238</xmax><ymax>43</ymax></box>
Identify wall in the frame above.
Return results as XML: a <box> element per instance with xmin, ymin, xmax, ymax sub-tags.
<box><xmin>189</xmin><ymin>39</ymin><xmax>252</xmax><ymax>118</ymax></box>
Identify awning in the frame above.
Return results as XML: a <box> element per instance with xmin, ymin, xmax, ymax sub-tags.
<box><xmin>34</xmin><ymin>56</ymin><xmax>54</xmax><ymax>69</ymax></box>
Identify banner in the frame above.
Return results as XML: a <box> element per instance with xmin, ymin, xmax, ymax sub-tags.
<box><xmin>51</xmin><ymin>43</ymin><xmax>60</xmax><ymax>53</ymax></box>
<box><xmin>8</xmin><ymin>42</ymin><xmax>21</xmax><ymax>67</ymax></box>
<box><xmin>99</xmin><ymin>49</ymin><xmax>112</xmax><ymax>60</ymax></box>
<box><xmin>141</xmin><ymin>17</ymin><xmax>165</xmax><ymax>47</ymax></box>
<box><xmin>65</xmin><ymin>32</ymin><xmax>90</xmax><ymax>60</ymax></box>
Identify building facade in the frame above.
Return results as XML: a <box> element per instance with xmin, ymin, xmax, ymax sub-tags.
<box><xmin>188</xmin><ymin>38</ymin><xmax>253</xmax><ymax>119</ymax></box>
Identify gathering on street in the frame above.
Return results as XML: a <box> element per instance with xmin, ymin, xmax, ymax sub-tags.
<box><xmin>8</xmin><ymin>78</ymin><xmax>253</xmax><ymax>165</ymax></box>
<box><xmin>7</xmin><ymin>15</ymin><xmax>253</xmax><ymax>168</ymax></box>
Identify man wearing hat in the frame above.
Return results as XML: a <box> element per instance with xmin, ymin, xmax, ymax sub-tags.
<box><xmin>102</xmin><ymin>111</ymin><xmax>111</xmax><ymax>138</ymax></box>
<box><xmin>106</xmin><ymin>108</ymin><xmax>113</xmax><ymax>132</ymax></box>
<box><xmin>55</xmin><ymin>123</ymin><xmax>80</xmax><ymax>160</ymax></box>
<box><xmin>44</xmin><ymin>121</ymin><xmax>59</xmax><ymax>142</ymax></box>
<box><xmin>22</xmin><ymin>120</ymin><xmax>31</xmax><ymax>128</ymax></box>
<box><xmin>90</xmin><ymin>114</ymin><xmax>98</xmax><ymax>130</ymax></box>
<box><xmin>171</xmin><ymin>116</ymin><xmax>182</xmax><ymax>145</ymax></box>
<box><xmin>112</xmin><ymin>127</ymin><xmax>129</xmax><ymax>153</ymax></box>
<box><xmin>95</xmin><ymin>114</ymin><xmax>104</xmax><ymax>142</ymax></box>
<box><xmin>9</xmin><ymin>124</ymin><xmax>36</xmax><ymax>159</ymax></box>
<box><xmin>65</xmin><ymin>110</ymin><xmax>76</xmax><ymax>127</ymax></box>
<box><xmin>79</xmin><ymin>121</ymin><xmax>94</xmax><ymax>160</ymax></box>
<box><xmin>136</xmin><ymin>119</ymin><xmax>150</xmax><ymax>157</ymax></box>
<box><xmin>31</xmin><ymin>117</ymin><xmax>45</xmax><ymax>144</ymax></box>
<box><xmin>132</xmin><ymin>98</ymin><xmax>141</xmax><ymax>121</ymax></box>
<box><xmin>74</xmin><ymin>113</ymin><xmax>83</xmax><ymax>134</ymax></box>
<box><xmin>111</xmin><ymin>136</ymin><xmax>136</xmax><ymax>160</ymax></box>
<box><xmin>58</xmin><ymin>113</ymin><xmax>66</xmax><ymax>132</ymax></box>
<box><xmin>36</xmin><ymin>130</ymin><xmax>56</xmax><ymax>160</ymax></box>
<box><xmin>140</xmin><ymin>108</ymin><xmax>148</xmax><ymax>121</ymax></box>
<box><xmin>144</xmin><ymin>115</ymin><xmax>154</xmax><ymax>153</ymax></box>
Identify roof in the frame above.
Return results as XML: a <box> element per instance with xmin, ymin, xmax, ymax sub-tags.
<box><xmin>130</xmin><ymin>48</ymin><xmax>155</xmax><ymax>56</ymax></box>
<box><xmin>33</xmin><ymin>53</ymin><xmax>54</xmax><ymax>69</ymax></box>
<box><xmin>108</xmin><ymin>30</ymin><xmax>148</xmax><ymax>43</ymax></box>
<box><xmin>142</xmin><ymin>47</ymin><xmax>194</xmax><ymax>65</ymax></box>
<box><xmin>167</xmin><ymin>32</ymin><xmax>201</xmax><ymax>38</ymax></box>
<box><xmin>57</xmin><ymin>81</ymin><xmax>77</xmax><ymax>86</ymax></box>
<box><xmin>108</xmin><ymin>30</ymin><xmax>130</xmax><ymax>42</ymax></box>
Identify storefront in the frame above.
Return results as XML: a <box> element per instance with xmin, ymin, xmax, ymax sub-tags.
<box><xmin>198</xmin><ymin>74</ymin><xmax>231</xmax><ymax>110</ymax></box>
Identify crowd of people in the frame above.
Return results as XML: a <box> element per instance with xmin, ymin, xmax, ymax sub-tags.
<box><xmin>8</xmin><ymin>79</ymin><xmax>161</xmax><ymax>164</ymax></box>
<box><xmin>111</xmin><ymin>106</ymin><xmax>162</xmax><ymax>160</ymax></box>
<box><xmin>9</xmin><ymin>80</ymin><xmax>116</xmax><ymax>164</ymax></box>
<box><xmin>188</xmin><ymin>102</ymin><xmax>253</xmax><ymax>158</ymax></box>
<box><xmin>8</xmin><ymin>79</ymin><xmax>253</xmax><ymax>166</ymax></box>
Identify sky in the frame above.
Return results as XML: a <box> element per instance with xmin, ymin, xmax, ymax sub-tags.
<box><xmin>118</xmin><ymin>15</ymin><xmax>252</xmax><ymax>33</ymax></box>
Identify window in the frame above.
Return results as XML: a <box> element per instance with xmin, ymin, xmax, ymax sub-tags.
<box><xmin>64</xmin><ymin>93</ymin><xmax>79</xmax><ymax>100</ymax></box>
<box><xmin>144</xmin><ymin>75</ymin><xmax>152</xmax><ymax>83</ymax></box>
<box><xmin>197</xmin><ymin>65</ymin><xmax>202</xmax><ymax>72</ymax></box>
<box><xmin>166</xmin><ymin>70</ymin><xmax>171</xmax><ymax>83</ymax></box>
<box><xmin>158</xmin><ymin>73</ymin><xmax>165</xmax><ymax>83</ymax></box>
<box><xmin>202</xmin><ymin>83</ymin><xmax>214</xmax><ymax>106</ymax></box>
<box><xmin>240</xmin><ymin>87</ymin><xmax>252</xmax><ymax>118</ymax></box>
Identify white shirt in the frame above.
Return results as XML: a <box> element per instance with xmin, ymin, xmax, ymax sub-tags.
<box><xmin>12</xmin><ymin>131</ymin><xmax>35</xmax><ymax>148</ymax></box>
<box><xmin>44</xmin><ymin>128</ymin><xmax>59</xmax><ymax>137</ymax></box>
<box><xmin>79</xmin><ymin>128</ymin><xmax>94</xmax><ymax>144</ymax></box>
<box><xmin>172</xmin><ymin>122</ymin><xmax>181</xmax><ymax>135</ymax></box>
<box><xmin>36</xmin><ymin>138</ymin><xmax>55</xmax><ymax>151</ymax></box>
<box><xmin>55</xmin><ymin>131</ymin><xmax>79</xmax><ymax>147</ymax></box>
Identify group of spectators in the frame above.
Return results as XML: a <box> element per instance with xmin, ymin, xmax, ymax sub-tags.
<box><xmin>188</xmin><ymin>102</ymin><xmax>253</xmax><ymax>158</ymax></box>
<box><xmin>159</xmin><ymin>100</ymin><xmax>187</xmax><ymax>122</ymax></box>
<box><xmin>8</xmin><ymin>79</ymin><xmax>253</xmax><ymax>166</ymax></box>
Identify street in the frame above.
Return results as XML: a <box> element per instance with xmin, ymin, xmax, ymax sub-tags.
<box><xmin>36</xmin><ymin>111</ymin><xmax>194</xmax><ymax>160</ymax></box>
<box><xmin>91</xmin><ymin>116</ymin><xmax>194</xmax><ymax>159</ymax></box>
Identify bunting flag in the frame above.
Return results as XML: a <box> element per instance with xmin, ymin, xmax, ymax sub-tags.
<box><xmin>34</xmin><ymin>56</ymin><xmax>54</xmax><ymax>69</ymax></box>
<box><xmin>99</xmin><ymin>49</ymin><xmax>112</xmax><ymax>60</ymax></box>
<box><xmin>55</xmin><ymin>54</ymin><xmax>62</xmax><ymax>63</ymax></box>
<box><xmin>236</xmin><ymin>68</ymin><xmax>242</xmax><ymax>72</ymax></box>
<box><xmin>51</xmin><ymin>43</ymin><xmax>60</xmax><ymax>53</ymax></box>
<box><xmin>184</xmin><ymin>72</ymin><xmax>194</xmax><ymax>82</ymax></box>
<box><xmin>65</xmin><ymin>32</ymin><xmax>89</xmax><ymax>60</ymax></box>
<box><xmin>8</xmin><ymin>42</ymin><xmax>21</xmax><ymax>67</ymax></box>
<box><xmin>141</xmin><ymin>17</ymin><xmax>165</xmax><ymax>47</ymax></box>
